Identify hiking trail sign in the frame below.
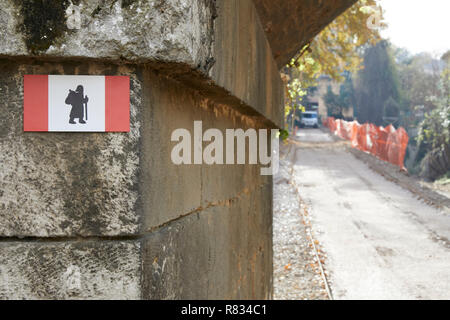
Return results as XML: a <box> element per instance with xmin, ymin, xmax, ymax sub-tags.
<box><xmin>24</xmin><ymin>75</ymin><xmax>130</xmax><ymax>132</ymax></box>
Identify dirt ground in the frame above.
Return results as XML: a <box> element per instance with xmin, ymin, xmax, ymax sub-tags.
<box><xmin>273</xmin><ymin>128</ymin><xmax>450</xmax><ymax>300</ymax></box>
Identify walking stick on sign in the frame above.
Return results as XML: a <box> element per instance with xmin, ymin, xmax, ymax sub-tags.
<box><xmin>85</xmin><ymin>99</ymin><xmax>88</xmax><ymax>121</ymax></box>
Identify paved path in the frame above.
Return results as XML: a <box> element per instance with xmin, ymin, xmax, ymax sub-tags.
<box><xmin>291</xmin><ymin>129</ymin><xmax>450</xmax><ymax>299</ymax></box>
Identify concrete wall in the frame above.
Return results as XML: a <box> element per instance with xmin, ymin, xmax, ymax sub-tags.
<box><xmin>0</xmin><ymin>57</ymin><xmax>274</xmax><ymax>299</ymax></box>
<box><xmin>0</xmin><ymin>0</ymin><xmax>276</xmax><ymax>299</ymax></box>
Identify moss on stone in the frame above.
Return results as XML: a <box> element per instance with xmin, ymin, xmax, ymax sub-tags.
<box><xmin>14</xmin><ymin>0</ymin><xmax>71</xmax><ymax>53</ymax></box>
<box><xmin>121</xmin><ymin>0</ymin><xmax>138</xmax><ymax>9</ymax></box>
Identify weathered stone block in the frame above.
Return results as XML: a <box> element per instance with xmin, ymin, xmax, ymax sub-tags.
<box><xmin>0</xmin><ymin>0</ymin><xmax>215</xmax><ymax>68</ymax></box>
<box><xmin>0</xmin><ymin>60</ymin><xmax>142</xmax><ymax>237</ymax></box>
<box><xmin>0</xmin><ymin>240</ymin><xmax>141</xmax><ymax>299</ymax></box>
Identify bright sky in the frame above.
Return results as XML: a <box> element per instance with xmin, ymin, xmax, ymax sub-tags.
<box><xmin>378</xmin><ymin>0</ymin><xmax>450</xmax><ymax>56</ymax></box>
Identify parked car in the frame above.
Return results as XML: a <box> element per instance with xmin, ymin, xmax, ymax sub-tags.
<box><xmin>300</xmin><ymin>111</ymin><xmax>319</xmax><ymax>128</ymax></box>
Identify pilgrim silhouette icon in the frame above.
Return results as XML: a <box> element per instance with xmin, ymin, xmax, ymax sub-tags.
<box><xmin>65</xmin><ymin>85</ymin><xmax>89</xmax><ymax>124</ymax></box>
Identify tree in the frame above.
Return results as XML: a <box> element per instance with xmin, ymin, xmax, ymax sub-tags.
<box><xmin>284</xmin><ymin>75</ymin><xmax>306</xmax><ymax>131</ymax></box>
<box><xmin>353</xmin><ymin>40</ymin><xmax>402</xmax><ymax>125</ymax></box>
<box><xmin>412</xmin><ymin>51</ymin><xmax>450</xmax><ymax>179</ymax></box>
<box><xmin>292</xmin><ymin>1</ymin><xmax>383</xmax><ymax>83</ymax></box>
<box><xmin>383</xmin><ymin>96</ymin><xmax>400</xmax><ymax>118</ymax></box>
<box><xmin>283</xmin><ymin>0</ymin><xmax>383</xmax><ymax>130</ymax></box>
<box><xmin>395</xmin><ymin>51</ymin><xmax>442</xmax><ymax>122</ymax></box>
<box><xmin>324</xmin><ymin>85</ymin><xmax>343</xmax><ymax>118</ymax></box>
<box><xmin>417</xmin><ymin>54</ymin><xmax>450</xmax><ymax>152</ymax></box>
<box><xmin>323</xmin><ymin>73</ymin><xmax>355</xmax><ymax>119</ymax></box>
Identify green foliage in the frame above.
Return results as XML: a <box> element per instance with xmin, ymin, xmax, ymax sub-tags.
<box><xmin>407</xmin><ymin>53</ymin><xmax>450</xmax><ymax>179</ymax></box>
<box><xmin>417</xmin><ymin>66</ymin><xmax>450</xmax><ymax>151</ymax></box>
<box><xmin>323</xmin><ymin>73</ymin><xmax>356</xmax><ymax>118</ymax></box>
<box><xmin>390</xmin><ymin>49</ymin><xmax>449</xmax><ymax>177</ymax></box>
<box><xmin>284</xmin><ymin>74</ymin><xmax>307</xmax><ymax>130</ymax></box>
<box><xmin>279</xmin><ymin>129</ymin><xmax>289</xmax><ymax>141</ymax></box>
<box><xmin>395</xmin><ymin>51</ymin><xmax>442</xmax><ymax>125</ymax></box>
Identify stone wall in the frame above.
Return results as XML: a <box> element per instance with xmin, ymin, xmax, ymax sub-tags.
<box><xmin>0</xmin><ymin>58</ymin><xmax>273</xmax><ymax>299</ymax></box>
<box><xmin>0</xmin><ymin>0</ymin><xmax>276</xmax><ymax>299</ymax></box>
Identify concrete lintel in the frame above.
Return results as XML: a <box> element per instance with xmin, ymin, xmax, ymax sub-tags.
<box><xmin>253</xmin><ymin>0</ymin><xmax>358</xmax><ymax>67</ymax></box>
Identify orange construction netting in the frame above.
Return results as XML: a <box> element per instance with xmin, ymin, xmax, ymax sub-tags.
<box><xmin>323</xmin><ymin>117</ymin><xmax>409</xmax><ymax>169</ymax></box>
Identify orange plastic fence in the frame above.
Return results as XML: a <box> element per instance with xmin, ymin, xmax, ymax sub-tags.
<box><xmin>323</xmin><ymin>117</ymin><xmax>409</xmax><ymax>169</ymax></box>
